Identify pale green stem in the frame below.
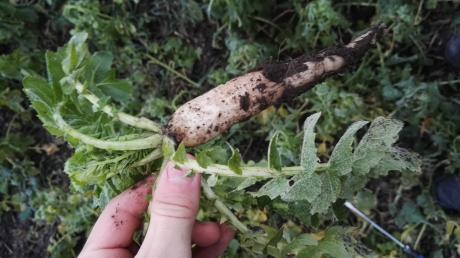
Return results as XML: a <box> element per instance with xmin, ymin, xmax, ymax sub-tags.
<box><xmin>414</xmin><ymin>223</ymin><xmax>426</xmax><ymax>251</ymax></box>
<box><xmin>132</xmin><ymin>148</ymin><xmax>163</xmax><ymax>167</ymax></box>
<box><xmin>53</xmin><ymin>111</ymin><xmax>163</xmax><ymax>150</ymax></box>
<box><xmin>75</xmin><ymin>82</ymin><xmax>162</xmax><ymax>133</ymax></box>
<box><xmin>181</xmin><ymin>159</ymin><xmax>329</xmax><ymax>178</ymax></box>
<box><xmin>201</xmin><ymin>178</ymin><xmax>249</xmax><ymax>233</ymax></box>
<box><xmin>439</xmin><ymin>79</ymin><xmax>460</xmax><ymax>85</ymax></box>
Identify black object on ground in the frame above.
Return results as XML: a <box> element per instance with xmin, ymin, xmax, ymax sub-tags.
<box><xmin>435</xmin><ymin>175</ymin><xmax>460</xmax><ymax>213</ymax></box>
<box><xmin>445</xmin><ymin>34</ymin><xmax>460</xmax><ymax>68</ymax></box>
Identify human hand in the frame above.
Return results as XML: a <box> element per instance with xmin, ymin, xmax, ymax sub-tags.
<box><xmin>79</xmin><ymin>162</ymin><xmax>235</xmax><ymax>258</ymax></box>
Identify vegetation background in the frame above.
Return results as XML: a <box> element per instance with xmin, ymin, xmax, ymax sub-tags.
<box><xmin>1</xmin><ymin>0</ymin><xmax>460</xmax><ymax>257</ymax></box>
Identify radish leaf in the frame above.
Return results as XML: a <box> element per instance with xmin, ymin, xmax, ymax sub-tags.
<box><xmin>268</xmin><ymin>132</ymin><xmax>282</xmax><ymax>171</ymax></box>
<box><xmin>172</xmin><ymin>142</ymin><xmax>187</xmax><ymax>164</ymax></box>
<box><xmin>329</xmin><ymin>121</ymin><xmax>368</xmax><ymax>176</ymax></box>
<box><xmin>227</xmin><ymin>144</ymin><xmax>243</xmax><ymax>175</ymax></box>
<box><xmin>300</xmin><ymin>112</ymin><xmax>321</xmax><ymax>176</ymax></box>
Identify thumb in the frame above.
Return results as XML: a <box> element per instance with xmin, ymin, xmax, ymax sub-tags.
<box><xmin>136</xmin><ymin>161</ymin><xmax>201</xmax><ymax>258</ymax></box>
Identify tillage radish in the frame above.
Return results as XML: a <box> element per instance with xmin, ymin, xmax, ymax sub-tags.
<box><xmin>166</xmin><ymin>24</ymin><xmax>386</xmax><ymax>147</ymax></box>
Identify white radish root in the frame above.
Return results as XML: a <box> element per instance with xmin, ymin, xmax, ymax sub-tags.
<box><xmin>166</xmin><ymin>24</ymin><xmax>386</xmax><ymax>147</ymax></box>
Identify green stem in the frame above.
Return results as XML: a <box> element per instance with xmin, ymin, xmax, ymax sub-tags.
<box><xmin>132</xmin><ymin>148</ymin><xmax>163</xmax><ymax>167</ymax></box>
<box><xmin>181</xmin><ymin>159</ymin><xmax>329</xmax><ymax>178</ymax></box>
<box><xmin>438</xmin><ymin>79</ymin><xmax>460</xmax><ymax>85</ymax></box>
<box><xmin>145</xmin><ymin>54</ymin><xmax>200</xmax><ymax>88</ymax></box>
<box><xmin>53</xmin><ymin>110</ymin><xmax>163</xmax><ymax>150</ymax></box>
<box><xmin>75</xmin><ymin>82</ymin><xmax>162</xmax><ymax>133</ymax></box>
<box><xmin>201</xmin><ymin>178</ymin><xmax>249</xmax><ymax>233</ymax></box>
<box><xmin>414</xmin><ymin>223</ymin><xmax>426</xmax><ymax>251</ymax></box>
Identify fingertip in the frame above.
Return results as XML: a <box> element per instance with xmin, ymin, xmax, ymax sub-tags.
<box><xmin>191</xmin><ymin>224</ymin><xmax>236</xmax><ymax>258</ymax></box>
<box><xmin>192</xmin><ymin>222</ymin><xmax>221</xmax><ymax>247</ymax></box>
<box><xmin>82</xmin><ymin>176</ymin><xmax>154</xmax><ymax>252</ymax></box>
<box><xmin>218</xmin><ymin>224</ymin><xmax>236</xmax><ymax>243</ymax></box>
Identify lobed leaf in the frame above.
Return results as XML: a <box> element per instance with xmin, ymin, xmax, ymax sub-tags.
<box><xmin>371</xmin><ymin>147</ymin><xmax>421</xmax><ymax>177</ymax></box>
<box><xmin>352</xmin><ymin>117</ymin><xmax>403</xmax><ymax>175</ymax></box>
<box><xmin>329</xmin><ymin>121</ymin><xmax>368</xmax><ymax>176</ymax></box>
<box><xmin>300</xmin><ymin>112</ymin><xmax>321</xmax><ymax>176</ymax></box>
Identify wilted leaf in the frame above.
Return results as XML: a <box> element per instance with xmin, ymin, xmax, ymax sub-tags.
<box><xmin>353</xmin><ymin>117</ymin><xmax>403</xmax><ymax>175</ymax></box>
<box><xmin>371</xmin><ymin>147</ymin><xmax>421</xmax><ymax>177</ymax></box>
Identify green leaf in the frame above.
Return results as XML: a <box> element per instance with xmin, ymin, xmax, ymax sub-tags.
<box><xmin>234</xmin><ymin>177</ymin><xmax>258</xmax><ymax>192</ymax></box>
<box><xmin>352</xmin><ymin>117</ymin><xmax>403</xmax><ymax>175</ymax></box>
<box><xmin>62</xmin><ymin>32</ymin><xmax>89</xmax><ymax>74</ymax></box>
<box><xmin>268</xmin><ymin>132</ymin><xmax>282</xmax><ymax>171</ymax></box>
<box><xmin>227</xmin><ymin>144</ymin><xmax>243</xmax><ymax>175</ymax></box>
<box><xmin>281</xmin><ymin>174</ymin><xmax>322</xmax><ymax>202</ymax></box>
<box><xmin>329</xmin><ymin>121</ymin><xmax>368</xmax><ymax>176</ymax></box>
<box><xmin>65</xmin><ymin>146</ymin><xmax>155</xmax><ymax>207</ymax></box>
<box><xmin>253</xmin><ymin>177</ymin><xmax>290</xmax><ymax>199</ymax></box>
<box><xmin>0</xmin><ymin>88</ymin><xmax>24</xmax><ymax>113</ymax></box>
<box><xmin>298</xmin><ymin>227</ymin><xmax>353</xmax><ymax>258</ymax></box>
<box><xmin>301</xmin><ymin>112</ymin><xmax>321</xmax><ymax>176</ymax></box>
<box><xmin>309</xmin><ymin>172</ymin><xmax>341</xmax><ymax>214</ymax></box>
<box><xmin>196</xmin><ymin>149</ymin><xmax>214</xmax><ymax>168</ymax></box>
<box><xmin>23</xmin><ymin>76</ymin><xmax>62</xmax><ymax>136</ymax></box>
<box><xmin>353</xmin><ymin>190</ymin><xmax>376</xmax><ymax>212</ymax></box>
<box><xmin>45</xmin><ymin>50</ymin><xmax>65</xmax><ymax>95</ymax></box>
<box><xmin>281</xmin><ymin>233</ymin><xmax>318</xmax><ymax>257</ymax></box>
<box><xmin>97</xmin><ymin>79</ymin><xmax>133</xmax><ymax>103</ymax></box>
<box><xmin>172</xmin><ymin>143</ymin><xmax>187</xmax><ymax>164</ymax></box>
<box><xmin>394</xmin><ymin>202</ymin><xmax>428</xmax><ymax>227</ymax></box>
<box><xmin>371</xmin><ymin>147</ymin><xmax>421</xmax><ymax>177</ymax></box>
<box><xmin>88</xmin><ymin>51</ymin><xmax>113</xmax><ymax>83</ymax></box>
<box><xmin>162</xmin><ymin>138</ymin><xmax>175</xmax><ymax>159</ymax></box>
<box><xmin>341</xmin><ymin>175</ymin><xmax>367</xmax><ymax>200</ymax></box>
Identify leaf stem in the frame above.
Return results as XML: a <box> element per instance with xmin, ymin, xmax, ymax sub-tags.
<box><xmin>181</xmin><ymin>159</ymin><xmax>329</xmax><ymax>178</ymax></box>
<box><xmin>414</xmin><ymin>223</ymin><xmax>426</xmax><ymax>251</ymax></box>
<box><xmin>201</xmin><ymin>178</ymin><xmax>249</xmax><ymax>233</ymax></box>
<box><xmin>132</xmin><ymin>148</ymin><xmax>163</xmax><ymax>167</ymax></box>
<box><xmin>75</xmin><ymin>82</ymin><xmax>162</xmax><ymax>133</ymax></box>
<box><xmin>53</xmin><ymin>109</ymin><xmax>163</xmax><ymax>150</ymax></box>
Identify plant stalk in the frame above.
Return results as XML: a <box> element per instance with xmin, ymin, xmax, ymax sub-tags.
<box><xmin>201</xmin><ymin>178</ymin><xmax>249</xmax><ymax>233</ymax></box>
<box><xmin>53</xmin><ymin>109</ymin><xmax>163</xmax><ymax>150</ymax></box>
<box><xmin>182</xmin><ymin>159</ymin><xmax>329</xmax><ymax>178</ymax></box>
<box><xmin>75</xmin><ymin>82</ymin><xmax>162</xmax><ymax>133</ymax></box>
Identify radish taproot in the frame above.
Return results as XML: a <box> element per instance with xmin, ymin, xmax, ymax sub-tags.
<box><xmin>166</xmin><ymin>24</ymin><xmax>386</xmax><ymax>147</ymax></box>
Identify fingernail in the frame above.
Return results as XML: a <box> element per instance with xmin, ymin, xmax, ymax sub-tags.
<box><xmin>166</xmin><ymin>164</ymin><xmax>194</xmax><ymax>184</ymax></box>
